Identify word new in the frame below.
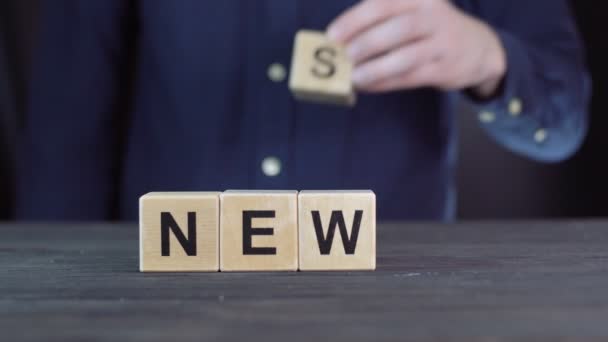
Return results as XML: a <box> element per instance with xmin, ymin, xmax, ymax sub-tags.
<box><xmin>140</xmin><ymin>190</ymin><xmax>375</xmax><ymax>272</ymax></box>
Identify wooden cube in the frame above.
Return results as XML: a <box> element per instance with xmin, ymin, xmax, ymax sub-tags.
<box><xmin>220</xmin><ymin>191</ymin><xmax>298</xmax><ymax>271</ymax></box>
<box><xmin>139</xmin><ymin>192</ymin><xmax>220</xmax><ymax>272</ymax></box>
<box><xmin>289</xmin><ymin>30</ymin><xmax>356</xmax><ymax>107</ymax></box>
<box><xmin>298</xmin><ymin>190</ymin><xmax>376</xmax><ymax>271</ymax></box>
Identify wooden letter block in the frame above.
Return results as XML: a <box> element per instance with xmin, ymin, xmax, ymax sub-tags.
<box><xmin>289</xmin><ymin>30</ymin><xmax>356</xmax><ymax>107</ymax></box>
<box><xmin>220</xmin><ymin>191</ymin><xmax>298</xmax><ymax>271</ymax></box>
<box><xmin>139</xmin><ymin>192</ymin><xmax>220</xmax><ymax>272</ymax></box>
<box><xmin>298</xmin><ymin>191</ymin><xmax>376</xmax><ymax>271</ymax></box>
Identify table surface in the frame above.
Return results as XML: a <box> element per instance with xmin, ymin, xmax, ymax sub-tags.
<box><xmin>1</xmin><ymin>221</ymin><xmax>608</xmax><ymax>341</ymax></box>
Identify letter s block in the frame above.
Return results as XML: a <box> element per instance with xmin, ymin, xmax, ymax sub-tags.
<box><xmin>139</xmin><ymin>192</ymin><xmax>220</xmax><ymax>272</ymax></box>
<box><xmin>220</xmin><ymin>191</ymin><xmax>298</xmax><ymax>271</ymax></box>
<box><xmin>298</xmin><ymin>191</ymin><xmax>376</xmax><ymax>271</ymax></box>
<box><xmin>289</xmin><ymin>30</ymin><xmax>356</xmax><ymax>107</ymax></box>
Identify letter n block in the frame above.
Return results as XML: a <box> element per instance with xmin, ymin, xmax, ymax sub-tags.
<box><xmin>289</xmin><ymin>30</ymin><xmax>356</xmax><ymax>106</ymax></box>
<box><xmin>139</xmin><ymin>192</ymin><xmax>220</xmax><ymax>272</ymax></box>
<box><xmin>220</xmin><ymin>191</ymin><xmax>298</xmax><ymax>271</ymax></box>
<box><xmin>298</xmin><ymin>191</ymin><xmax>376</xmax><ymax>271</ymax></box>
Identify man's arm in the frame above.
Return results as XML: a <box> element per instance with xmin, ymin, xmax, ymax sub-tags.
<box><xmin>468</xmin><ymin>0</ymin><xmax>589</xmax><ymax>162</ymax></box>
<box><xmin>16</xmin><ymin>1</ymin><xmax>135</xmax><ymax>220</ymax></box>
<box><xmin>327</xmin><ymin>0</ymin><xmax>589</xmax><ymax>162</ymax></box>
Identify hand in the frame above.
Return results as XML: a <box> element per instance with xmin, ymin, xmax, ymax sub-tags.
<box><xmin>327</xmin><ymin>0</ymin><xmax>507</xmax><ymax>98</ymax></box>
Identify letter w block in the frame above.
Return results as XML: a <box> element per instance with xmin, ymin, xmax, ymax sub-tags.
<box><xmin>289</xmin><ymin>30</ymin><xmax>356</xmax><ymax>106</ymax></box>
<box><xmin>298</xmin><ymin>191</ymin><xmax>376</xmax><ymax>271</ymax></box>
<box><xmin>139</xmin><ymin>192</ymin><xmax>220</xmax><ymax>272</ymax></box>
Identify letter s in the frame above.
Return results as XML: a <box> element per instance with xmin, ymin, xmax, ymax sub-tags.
<box><xmin>311</xmin><ymin>46</ymin><xmax>337</xmax><ymax>79</ymax></box>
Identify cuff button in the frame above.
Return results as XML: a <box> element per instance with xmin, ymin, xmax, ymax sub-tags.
<box><xmin>479</xmin><ymin>111</ymin><xmax>496</xmax><ymax>123</ymax></box>
<box><xmin>534</xmin><ymin>129</ymin><xmax>548</xmax><ymax>144</ymax></box>
<box><xmin>509</xmin><ymin>98</ymin><xmax>523</xmax><ymax>117</ymax></box>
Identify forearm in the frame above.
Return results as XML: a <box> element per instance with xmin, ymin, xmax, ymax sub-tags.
<box><xmin>466</xmin><ymin>1</ymin><xmax>589</xmax><ymax>162</ymax></box>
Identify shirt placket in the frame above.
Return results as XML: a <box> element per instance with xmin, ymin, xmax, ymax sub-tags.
<box><xmin>246</xmin><ymin>0</ymin><xmax>298</xmax><ymax>189</ymax></box>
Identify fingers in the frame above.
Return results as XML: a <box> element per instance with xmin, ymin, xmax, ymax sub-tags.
<box><xmin>364</xmin><ymin>62</ymin><xmax>439</xmax><ymax>92</ymax></box>
<box><xmin>352</xmin><ymin>40</ymin><xmax>436</xmax><ymax>91</ymax></box>
<box><xmin>327</xmin><ymin>0</ymin><xmax>419</xmax><ymax>44</ymax></box>
<box><xmin>346</xmin><ymin>13</ymin><xmax>432</xmax><ymax>65</ymax></box>
<box><xmin>327</xmin><ymin>0</ymin><xmax>466</xmax><ymax>93</ymax></box>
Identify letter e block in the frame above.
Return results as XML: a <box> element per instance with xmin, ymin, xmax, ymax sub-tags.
<box><xmin>298</xmin><ymin>191</ymin><xmax>376</xmax><ymax>271</ymax></box>
<box><xmin>140</xmin><ymin>192</ymin><xmax>220</xmax><ymax>272</ymax></box>
<box><xmin>220</xmin><ymin>191</ymin><xmax>298</xmax><ymax>271</ymax></box>
<box><xmin>289</xmin><ymin>30</ymin><xmax>356</xmax><ymax>106</ymax></box>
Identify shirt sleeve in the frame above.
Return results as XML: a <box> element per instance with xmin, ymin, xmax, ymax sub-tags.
<box><xmin>465</xmin><ymin>0</ymin><xmax>590</xmax><ymax>163</ymax></box>
<box><xmin>15</xmin><ymin>1</ymin><xmax>135</xmax><ymax>220</ymax></box>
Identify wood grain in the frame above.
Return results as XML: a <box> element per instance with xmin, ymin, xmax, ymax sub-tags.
<box><xmin>298</xmin><ymin>190</ymin><xmax>375</xmax><ymax>271</ymax></box>
<box><xmin>220</xmin><ymin>190</ymin><xmax>298</xmax><ymax>271</ymax></box>
<box><xmin>3</xmin><ymin>221</ymin><xmax>608</xmax><ymax>341</ymax></box>
<box><xmin>139</xmin><ymin>192</ymin><xmax>220</xmax><ymax>272</ymax></box>
<box><xmin>289</xmin><ymin>30</ymin><xmax>356</xmax><ymax>106</ymax></box>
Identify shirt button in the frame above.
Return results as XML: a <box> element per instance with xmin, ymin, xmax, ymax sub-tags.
<box><xmin>534</xmin><ymin>129</ymin><xmax>548</xmax><ymax>144</ymax></box>
<box><xmin>478</xmin><ymin>111</ymin><xmax>496</xmax><ymax>123</ymax></box>
<box><xmin>267</xmin><ymin>63</ymin><xmax>287</xmax><ymax>83</ymax></box>
<box><xmin>261</xmin><ymin>156</ymin><xmax>282</xmax><ymax>177</ymax></box>
<box><xmin>509</xmin><ymin>98</ymin><xmax>523</xmax><ymax>117</ymax></box>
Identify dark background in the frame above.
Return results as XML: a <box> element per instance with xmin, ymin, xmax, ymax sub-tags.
<box><xmin>0</xmin><ymin>1</ymin><xmax>605</xmax><ymax>220</ymax></box>
<box><xmin>459</xmin><ymin>1</ymin><xmax>608</xmax><ymax>219</ymax></box>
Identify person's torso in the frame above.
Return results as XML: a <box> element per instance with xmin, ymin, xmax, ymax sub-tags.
<box><xmin>120</xmin><ymin>0</ymin><xmax>470</xmax><ymax>220</ymax></box>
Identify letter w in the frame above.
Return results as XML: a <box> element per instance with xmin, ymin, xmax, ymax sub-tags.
<box><xmin>311</xmin><ymin>210</ymin><xmax>363</xmax><ymax>255</ymax></box>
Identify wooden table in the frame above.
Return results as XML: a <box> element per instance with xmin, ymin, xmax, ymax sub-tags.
<box><xmin>2</xmin><ymin>221</ymin><xmax>608</xmax><ymax>341</ymax></box>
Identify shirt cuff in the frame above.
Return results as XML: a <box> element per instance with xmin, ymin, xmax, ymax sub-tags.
<box><xmin>464</xmin><ymin>29</ymin><xmax>548</xmax><ymax>144</ymax></box>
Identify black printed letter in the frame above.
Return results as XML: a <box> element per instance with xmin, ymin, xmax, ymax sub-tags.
<box><xmin>161</xmin><ymin>212</ymin><xmax>197</xmax><ymax>256</ymax></box>
<box><xmin>311</xmin><ymin>210</ymin><xmax>363</xmax><ymax>255</ymax></box>
<box><xmin>312</xmin><ymin>46</ymin><xmax>337</xmax><ymax>79</ymax></box>
<box><xmin>243</xmin><ymin>211</ymin><xmax>277</xmax><ymax>255</ymax></box>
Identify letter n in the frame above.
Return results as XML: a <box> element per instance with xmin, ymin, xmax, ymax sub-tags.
<box><xmin>161</xmin><ymin>212</ymin><xmax>197</xmax><ymax>256</ymax></box>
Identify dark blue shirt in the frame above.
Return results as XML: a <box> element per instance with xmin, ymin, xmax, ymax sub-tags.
<box><xmin>17</xmin><ymin>0</ymin><xmax>590</xmax><ymax>221</ymax></box>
